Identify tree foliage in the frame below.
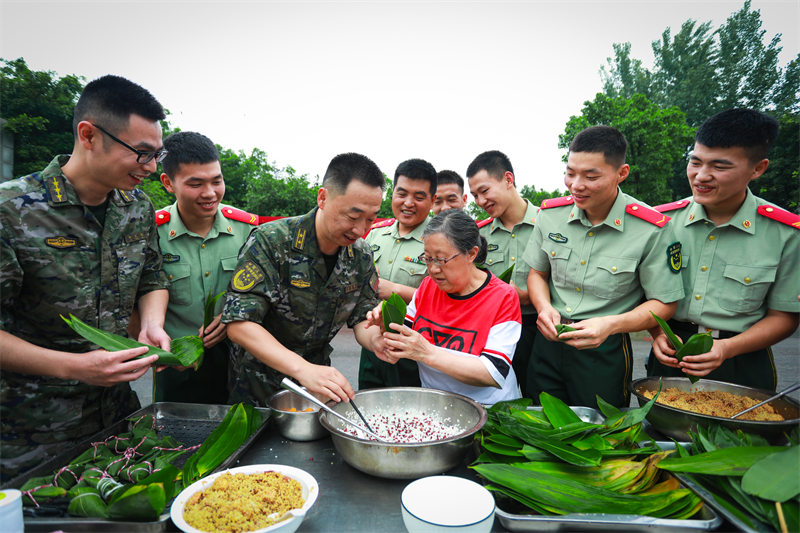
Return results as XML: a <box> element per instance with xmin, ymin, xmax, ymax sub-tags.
<box><xmin>560</xmin><ymin>94</ymin><xmax>694</xmax><ymax>206</ymax></box>
<box><xmin>0</xmin><ymin>57</ymin><xmax>84</xmax><ymax>179</ymax></box>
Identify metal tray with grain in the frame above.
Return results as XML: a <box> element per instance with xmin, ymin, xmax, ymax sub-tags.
<box><xmin>5</xmin><ymin>402</ymin><xmax>270</xmax><ymax>532</ymax></box>
<box><xmin>491</xmin><ymin>406</ymin><xmax>723</xmax><ymax>532</ymax></box>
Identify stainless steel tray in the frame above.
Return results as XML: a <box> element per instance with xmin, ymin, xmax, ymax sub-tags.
<box><xmin>491</xmin><ymin>406</ymin><xmax>722</xmax><ymax>531</ymax></box>
<box><xmin>6</xmin><ymin>402</ymin><xmax>270</xmax><ymax>532</ymax></box>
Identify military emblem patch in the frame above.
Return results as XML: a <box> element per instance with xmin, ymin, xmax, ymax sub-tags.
<box><xmin>291</xmin><ymin>279</ymin><xmax>311</xmax><ymax>288</ymax></box>
<box><xmin>232</xmin><ymin>261</ymin><xmax>265</xmax><ymax>292</ymax></box>
<box><xmin>45</xmin><ymin>236</ymin><xmax>77</xmax><ymax>249</ymax></box>
<box><xmin>162</xmin><ymin>253</ymin><xmax>181</xmax><ymax>263</ymax></box>
<box><xmin>345</xmin><ymin>283</ymin><xmax>358</xmax><ymax>293</ymax></box>
<box><xmin>548</xmin><ymin>233</ymin><xmax>568</xmax><ymax>243</ymax></box>
<box><xmin>487</xmin><ymin>244</ymin><xmax>499</xmax><ymax>252</ymax></box>
<box><xmin>369</xmin><ymin>272</ymin><xmax>379</xmax><ymax>292</ymax></box>
<box><xmin>667</xmin><ymin>242</ymin><xmax>682</xmax><ymax>273</ymax></box>
<box><xmin>371</xmin><ymin>244</ymin><xmax>380</xmax><ymax>252</ymax></box>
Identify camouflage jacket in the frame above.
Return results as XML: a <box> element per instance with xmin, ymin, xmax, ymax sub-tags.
<box><xmin>222</xmin><ymin>208</ymin><xmax>380</xmax><ymax>404</ymax></box>
<box><xmin>0</xmin><ymin>155</ymin><xmax>167</xmax><ymax>480</ymax></box>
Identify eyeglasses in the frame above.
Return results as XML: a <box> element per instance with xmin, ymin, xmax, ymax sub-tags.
<box><xmin>91</xmin><ymin>123</ymin><xmax>168</xmax><ymax>164</ymax></box>
<box><xmin>418</xmin><ymin>252</ymin><xmax>462</xmax><ymax>267</ymax></box>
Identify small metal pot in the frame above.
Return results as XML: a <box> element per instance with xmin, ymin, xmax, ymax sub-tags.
<box><xmin>268</xmin><ymin>389</ymin><xmax>329</xmax><ymax>441</ymax></box>
<box><xmin>631</xmin><ymin>377</ymin><xmax>800</xmax><ymax>443</ymax></box>
<box><xmin>319</xmin><ymin>387</ymin><xmax>487</xmax><ymax>479</ymax></box>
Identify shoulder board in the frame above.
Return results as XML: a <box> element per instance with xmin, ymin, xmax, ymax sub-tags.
<box><xmin>222</xmin><ymin>206</ymin><xmax>259</xmax><ymax>226</ymax></box>
<box><xmin>654</xmin><ymin>199</ymin><xmax>691</xmax><ymax>213</ymax></box>
<box><xmin>370</xmin><ymin>218</ymin><xmax>395</xmax><ymax>230</ymax></box>
<box><xmin>626</xmin><ymin>203</ymin><xmax>670</xmax><ymax>228</ymax></box>
<box><xmin>155</xmin><ymin>209</ymin><xmax>170</xmax><ymax>226</ymax></box>
<box><xmin>477</xmin><ymin>217</ymin><xmax>493</xmax><ymax>228</ymax></box>
<box><xmin>758</xmin><ymin>204</ymin><xmax>800</xmax><ymax>230</ymax></box>
<box><xmin>539</xmin><ymin>196</ymin><xmax>574</xmax><ymax>209</ymax></box>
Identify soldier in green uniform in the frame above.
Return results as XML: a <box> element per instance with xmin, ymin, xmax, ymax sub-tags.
<box><xmin>0</xmin><ymin>75</ymin><xmax>170</xmax><ymax>481</ymax></box>
<box><xmin>358</xmin><ymin>158</ymin><xmax>436</xmax><ymax>389</ymax></box>
<box><xmin>648</xmin><ymin>109</ymin><xmax>799</xmax><ymax>390</ymax></box>
<box><xmin>524</xmin><ymin>126</ymin><xmax>684</xmax><ymax>408</ymax></box>
<box><xmin>467</xmin><ymin>150</ymin><xmax>538</xmax><ymax>397</ymax></box>
<box><xmin>152</xmin><ymin>131</ymin><xmax>259</xmax><ymax>403</ymax></box>
<box><xmin>221</xmin><ymin>153</ymin><xmax>386</xmax><ymax>405</ymax></box>
<box><xmin>431</xmin><ymin>170</ymin><xmax>467</xmax><ymax>215</ymax></box>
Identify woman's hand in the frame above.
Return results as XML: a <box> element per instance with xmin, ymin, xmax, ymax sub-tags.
<box><xmin>382</xmin><ymin>324</ymin><xmax>435</xmax><ymax>363</ymax></box>
<box><xmin>365</xmin><ymin>303</ymin><xmax>384</xmax><ymax>331</ymax></box>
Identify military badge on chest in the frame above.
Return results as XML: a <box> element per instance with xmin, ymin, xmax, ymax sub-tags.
<box><xmin>45</xmin><ymin>236</ymin><xmax>78</xmax><ymax>249</ymax></box>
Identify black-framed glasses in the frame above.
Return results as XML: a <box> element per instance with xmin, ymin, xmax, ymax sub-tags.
<box><xmin>418</xmin><ymin>252</ymin><xmax>462</xmax><ymax>267</ymax></box>
<box><xmin>91</xmin><ymin>123</ymin><xmax>168</xmax><ymax>164</ymax></box>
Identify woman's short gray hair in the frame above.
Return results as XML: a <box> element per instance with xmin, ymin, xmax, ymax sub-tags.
<box><xmin>423</xmin><ymin>210</ymin><xmax>488</xmax><ymax>265</ymax></box>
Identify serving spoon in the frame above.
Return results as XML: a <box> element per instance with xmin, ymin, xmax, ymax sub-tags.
<box><xmin>730</xmin><ymin>382</ymin><xmax>800</xmax><ymax>419</ymax></box>
<box><xmin>280</xmin><ymin>378</ymin><xmax>389</xmax><ymax>442</ymax></box>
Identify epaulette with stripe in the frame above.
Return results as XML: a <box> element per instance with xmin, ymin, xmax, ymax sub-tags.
<box><xmin>758</xmin><ymin>204</ymin><xmax>800</xmax><ymax>230</ymax></box>
<box><xmin>222</xmin><ymin>205</ymin><xmax>259</xmax><ymax>225</ymax></box>
<box><xmin>370</xmin><ymin>218</ymin><xmax>395</xmax><ymax>230</ymax></box>
<box><xmin>477</xmin><ymin>217</ymin><xmax>493</xmax><ymax>228</ymax></box>
<box><xmin>539</xmin><ymin>196</ymin><xmax>574</xmax><ymax>209</ymax></box>
<box><xmin>626</xmin><ymin>203</ymin><xmax>670</xmax><ymax>228</ymax></box>
<box><xmin>155</xmin><ymin>209</ymin><xmax>170</xmax><ymax>226</ymax></box>
<box><xmin>655</xmin><ymin>199</ymin><xmax>691</xmax><ymax>213</ymax></box>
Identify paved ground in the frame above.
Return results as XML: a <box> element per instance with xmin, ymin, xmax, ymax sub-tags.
<box><xmin>131</xmin><ymin>326</ymin><xmax>800</xmax><ymax>407</ymax></box>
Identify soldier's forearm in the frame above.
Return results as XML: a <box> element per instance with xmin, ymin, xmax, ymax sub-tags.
<box><xmin>608</xmin><ymin>300</ymin><xmax>677</xmax><ymax>336</ymax></box>
<box><xmin>137</xmin><ymin>289</ymin><xmax>168</xmax><ymax>329</ymax></box>
<box><xmin>720</xmin><ymin>309</ymin><xmax>798</xmax><ymax>359</ymax></box>
<box><xmin>0</xmin><ymin>330</ymin><xmax>72</xmax><ymax>378</ymax></box>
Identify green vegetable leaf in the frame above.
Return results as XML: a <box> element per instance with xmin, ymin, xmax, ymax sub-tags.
<box><xmin>498</xmin><ymin>264</ymin><xmax>515</xmax><ymax>283</ymax></box>
<box><xmin>741</xmin><ymin>445</ymin><xmax>800</xmax><ymax>502</ymax></box>
<box><xmin>381</xmin><ymin>292</ymin><xmax>407</xmax><ymax>334</ymax></box>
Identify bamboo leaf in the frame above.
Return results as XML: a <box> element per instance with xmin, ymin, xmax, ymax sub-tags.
<box><xmin>203</xmin><ymin>290</ymin><xmax>226</xmax><ymax>329</ymax></box>
<box><xmin>498</xmin><ymin>264</ymin><xmax>515</xmax><ymax>283</ymax></box>
<box><xmin>658</xmin><ymin>446</ymin><xmax>787</xmax><ymax>476</ymax></box>
<box><xmin>650</xmin><ymin>311</ymin><xmax>683</xmax><ymax>351</ymax></box>
<box><xmin>67</xmin><ymin>487</ymin><xmax>108</xmax><ymax>518</ymax></box>
<box><xmin>555</xmin><ymin>324</ymin><xmax>576</xmax><ymax>336</ymax></box>
<box><xmin>741</xmin><ymin>446</ymin><xmax>800</xmax><ymax>502</ymax></box>
<box><xmin>381</xmin><ymin>292</ymin><xmax>406</xmax><ymax>333</ymax></box>
<box><xmin>540</xmin><ymin>392</ymin><xmax>582</xmax><ymax>428</ymax></box>
<box><xmin>106</xmin><ymin>483</ymin><xmax>166</xmax><ymax>521</ymax></box>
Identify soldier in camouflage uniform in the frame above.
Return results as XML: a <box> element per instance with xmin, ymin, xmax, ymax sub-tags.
<box><xmin>222</xmin><ymin>153</ymin><xmax>386</xmax><ymax>405</ymax></box>
<box><xmin>0</xmin><ymin>75</ymin><xmax>170</xmax><ymax>482</ymax></box>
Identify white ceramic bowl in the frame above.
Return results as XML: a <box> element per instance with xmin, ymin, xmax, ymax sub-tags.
<box><xmin>401</xmin><ymin>476</ymin><xmax>495</xmax><ymax>533</ymax></box>
<box><xmin>170</xmin><ymin>464</ymin><xmax>319</xmax><ymax>533</ymax></box>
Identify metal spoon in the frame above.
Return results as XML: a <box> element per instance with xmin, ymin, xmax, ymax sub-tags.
<box><xmin>279</xmin><ymin>378</ymin><xmax>388</xmax><ymax>442</ymax></box>
<box><xmin>730</xmin><ymin>382</ymin><xmax>800</xmax><ymax>419</ymax></box>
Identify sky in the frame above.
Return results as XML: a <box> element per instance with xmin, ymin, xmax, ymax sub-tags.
<box><xmin>1</xmin><ymin>0</ymin><xmax>798</xmax><ymax>196</ymax></box>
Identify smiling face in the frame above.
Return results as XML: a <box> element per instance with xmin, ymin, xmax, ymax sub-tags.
<box><xmin>422</xmin><ymin>232</ymin><xmax>479</xmax><ymax>295</ymax></box>
<box><xmin>316</xmin><ymin>179</ymin><xmax>383</xmax><ymax>254</ymax></box>
<box><xmin>468</xmin><ymin>170</ymin><xmax>514</xmax><ymax>219</ymax></box>
<box><xmin>564</xmin><ymin>151</ymin><xmax>628</xmax><ymax>224</ymax></box>
<box><xmin>431</xmin><ymin>183</ymin><xmax>467</xmax><ymax>214</ymax></box>
<box><xmin>161</xmin><ymin>161</ymin><xmax>225</xmax><ymax>227</ymax></box>
<box><xmin>90</xmin><ymin>114</ymin><xmax>164</xmax><ymax>191</ymax></box>
<box><xmin>392</xmin><ymin>176</ymin><xmax>434</xmax><ymax>232</ymax></box>
<box><xmin>687</xmin><ymin>143</ymin><xmax>768</xmax><ymax>221</ymax></box>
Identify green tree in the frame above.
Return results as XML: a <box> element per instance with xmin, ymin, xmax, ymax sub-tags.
<box><xmin>378</xmin><ymin>178</ymin><xmax>394</xmax><ymax>219</ymax></box>
<box><xmin>559</xmin><ymin>94</ymin><xmax>694</xmax><ymax>206</ymax></box>
<box><xmin>0</xmin><ymin>57</ymin><xmax>83</xmax><ymax>179</ymax></box>
<box><xmin>520</xmin><ymin>185</ymin><xmax>569</xmax><ymax>206</ymax></box>
<box><xmin>752</xmin><ymin>112</ymin><xmax>799</xmax><ymax>212</ymax></box>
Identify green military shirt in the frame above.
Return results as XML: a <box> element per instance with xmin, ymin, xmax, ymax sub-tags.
<box><xmin>480</xmin><ymin>199</ymin><xmax>538</xmax><ymax>315</ymax></box>
<box><xmin>221</xmin><ymin>208</ymin><xmax>380</xmax><ymax>405</ymax></box>
<box><xmin>0</xmin><ymin>155</ymin><xmax>167</xmax><ymax>480</ymax></box>
<box><xmin>659</xmin><ymin>191</ymin><xmax>800</xmax><ymax>332</ymax></box>
<box><xmin>158</xmin><ymin>203</ymin><xmax>255</xmax><ymax>338</ymax></box>
<box><xmin>366</xmin><ymin>217</ymin><xmax>428</xmax><ymax>287</ymax></box>
<box><xmin>523</xmin><ymin>189</ymin><xmax>684</xmax><ymax>320</ymax></box>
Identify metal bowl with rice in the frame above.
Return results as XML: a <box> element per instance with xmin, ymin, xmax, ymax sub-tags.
<box><xmin>319</xmin><ymin>387</ymin><xmax>487</xmax><ymax>479</ymax></box>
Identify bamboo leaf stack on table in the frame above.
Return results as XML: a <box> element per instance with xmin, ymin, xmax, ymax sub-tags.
<box><xmin>18</xmin><ymin>403</ymin><xmax>262</xmax><ymax>521</ymax></box>
<box><xmin>471</xmin><ymin>387</ymin><xmax>707</xmax><ymax>520</ymax></box>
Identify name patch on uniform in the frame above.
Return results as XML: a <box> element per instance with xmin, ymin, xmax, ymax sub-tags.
<box><xmin>345</xmin><ymin>283</ymin><xmax>359</xmax><ymax>293</ymax></box>
<box><xmin>667</xmin><ymin>242</ymin><xmax>682</xmax><ymax>273</ymax></box>
<box><xmin>548</xmin><ymin>233</ymin><xmax>568</xmax><ymax>243</ymax></box>
<box><xmin>125</xmin><ymin>232</ymin><xmax>147</xmax><ymax>243</ymax></box>
<box><xmin>45</xmin><ymin>236</ymin><xmax>77</xmax><ymax>249</ymax></box>
<box><xmin>487</xmin><ymin>244</ymin><xmax>499</xmax><ymax>252</ymax></box>
<box><xmin>291</xmin><ymin>279</ymin><xmax>311</xmax><ymax>289</ymax></box>
<box><xmin>163</xmin><ymin>253</ymin><xmax>181</xmax><ymax>263</ymax></box>
<box><xmin>232</xmin><ymin>261</ymin><xmax>265</xmax><ymax>292</ymax></box>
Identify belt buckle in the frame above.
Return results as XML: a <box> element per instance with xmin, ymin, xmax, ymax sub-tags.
<box><xmin>697</xmin><ymin>324</ymin><xmax>720</xmax><ymax>339</ymax></box>
<box><xmin>561</xmin><ymin>318</ymin><xmax>575</xmax><ymax>325</ymax></box>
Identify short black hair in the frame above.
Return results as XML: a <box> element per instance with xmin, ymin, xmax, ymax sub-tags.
<box><xmin>161</xmin><ymin>131</ymin><xmax>220</xmax><ymax>178</ymax></box>
<box><xmin>695</xmin><ymin>108</ymin><xmax>779</xmax><ymax>162</ymax></box>
<box><xmin>568</xmin><ymin>126</ymin><xmax>627</xmax><ymax>168</ymax></box>
<box><xmin>435</xmin><ymin>170</ymin><xmax>464</xmax><ymax>194</ymax></box>
<box><xmin>73</xmin><ymin>74</ymin><xmax>165</xmax><ymax>136</ymax></box>
<box><xmin>394</xmin><ymin>158</ymin><xmax>437</xmax><ymax>195</ymax></box>
<box><xmin>466</xmin><ymin>150</ymin><xmax>515</xmax><ymax>185</ymax></box>
<box><xmin>423</xmin><ymin>209</ymin><xmax>488</xmax><ymax>265</ymax></box>
<box><xmin>322</xmin><ymin>152</ymin><xmax>386</xmax><ymax>196</ymax></box>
